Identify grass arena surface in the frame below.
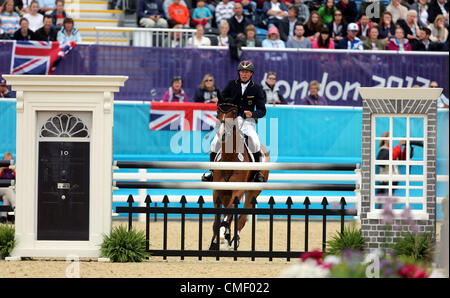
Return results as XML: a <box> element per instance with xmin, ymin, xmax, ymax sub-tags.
<box><xmin>0</xmin><ymin>220</ymin><xmax>442</xmax><ymax>278</ymax></box>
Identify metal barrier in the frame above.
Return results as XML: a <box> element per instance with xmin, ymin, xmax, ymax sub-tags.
<box><xmin>94</xmin><ymin>26</ymin><xmax>196</xmax><ymax>46</ymax></box>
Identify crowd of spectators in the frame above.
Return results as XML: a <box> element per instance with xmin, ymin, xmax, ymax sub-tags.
<box><xmin>0</xmin><ymin>0</ymin><xmax>81</xmax><ymax>42</ymax></box>
<box><xmin>134</xmin><ymin>0</ymin><xmax>448</xmax><ymax>51</ymax></box>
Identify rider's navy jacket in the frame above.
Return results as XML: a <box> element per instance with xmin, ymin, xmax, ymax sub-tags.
<box><xmin>220</xmin><ymin>79</ymin><xmax>267</xmax><ymax>121</ymax></box>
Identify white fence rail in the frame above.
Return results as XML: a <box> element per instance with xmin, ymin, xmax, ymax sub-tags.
<box><xmin>94</xmin><ymin>26</ymin><xmax>196</xmax><ymax>46</ymax></box>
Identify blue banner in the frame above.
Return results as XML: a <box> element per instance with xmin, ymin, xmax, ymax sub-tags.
<box><xmin>0</xmin><ymin>41</ymin><xmax>448</xmax><ymax>105</ymax></box>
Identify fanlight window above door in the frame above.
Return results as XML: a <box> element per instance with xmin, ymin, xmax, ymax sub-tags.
<box><xmin>40</xmin><ymin>113</ymin><xmax>89</xmax><ymax>138</ymax></box>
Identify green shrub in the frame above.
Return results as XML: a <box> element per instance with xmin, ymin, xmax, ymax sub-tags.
<box><xmin>100</xmin><ymin>225</ymin><xmax>149</xmax><ymax>262</ymax></box>
<box><xmin>0</xmin><ymin>224</ymin><xmax>16</xmax><ymax>259</ymax></box>
<box><xmin>326</xmin><ymin>225</ymin><xmax>366</xmax><ymax>255</ymax></box>
<box><xmin>392</xmin><ymin>231</ymin><xmax>434</xmax><ymax>263</ymax></box>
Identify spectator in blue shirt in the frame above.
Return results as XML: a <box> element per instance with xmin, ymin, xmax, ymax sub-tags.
<box><xmin>138</xmin><ymin>0</ymin><xmax>169</xmax><ymax>28</ymax></box>
<box><xmin>336</xmin><ymin>22</ymin><xmax>363</xmax><ymax>49</ymax></box>
<box><xmin>57</xmin><ymin>17</ymin><xmax>82</xmax><ymax>42</ymax></box>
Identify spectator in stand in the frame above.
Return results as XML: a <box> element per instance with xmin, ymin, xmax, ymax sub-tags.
<box><xmin>163</xmin><ymin>0</ymin><xmax>188</xmax><ymax>26</ymax></box>
<box><xmin>328</xmin><ymin>9</ymin><xmax>346</xmax><ymax>43</ymax></box>
<box><xmin>239</xmin><ymin>23</ymin><xmax>262</xmax><ymax>46</ymax></box>
<box><xmin>23</xmin><ymin>1</ymin><xmax>42</xmax><ymax>32</ymax></box>
<box><xmin>359</xmin><ymin>0</ymin><xmax>386</xmax><ymax>24</ymax></box>
<box><xmin>318</xmin><ymin>0</ymin><xmax>336</xmax><ymax>25</ymax></box>
<box><xmin>304</xmin><ymin>10</ymin><xmax>322</xmax><ymax>39</ymax></box>
<box><xmin>399</xmin><ymin>9</ymin><xmax>421</xmax><ymax>49</ymax></box>
<box><xmin>0</xmin><ymin>0</ymin><xmax>20</xmax><ymax>38</ymax></box>
<box><xmin>241</xmin><ymin>0</ymin><xmax>257</xmax><ymax>23</ymax></box>
<box><xmin>286</xmin><ymin>22</ymin><xmax>312</xmax><ymax>47</ymax></box>
<box><xmin>312</xmin><ymin>25</ymin><xmax>335</xmax><ymax>48</ymax></box>
<box><xmin>0</xmin><ymin>78</ymin><xmax>13</xmax><ymax>98</ymax></box>
<box><xmin>192</xmin><ymin>0</ymin><xmax>213</xmax><ymax>28</ymax></box>
<box><xmin>168</xmin><ymin>0</ymin><xmax>190</xmax><ymax>27</ymax></box>
<box><xmin>35</xmin><ymin>14</ymin><xmax>57</xmax><ymax>40</ymax></box>
<box><xmin>301</xmin><ymin>80</ymin><xmax>327</xmax><ymax>105</ymax></box>
<box><xmin>262</xmin><ymin>25</ymin><xmax>286</xmax><ymax>47</ymax></box>
<box><xmin>262</xmin><ymin>72</ymin><xmax>286</xmax><ymax>105</ymax></box>
<box><xmin>206</xmin><ymin>0</ymin><xmax>220</xmax><ymax>15</ymax></box>
<box><xmin>187</xmin><ymin>23</ymin><xmax>211</xmax><ymax>46</ymax></box>
<box><xmin>336</xmin><ymin>22</ymin><xmax>363</xmax><ymax>49</ymax></box>
<box><xmin>411</xmin><ymin>0</ymin><xmax>430</xmax><ymax>28</ymax></box>
<box><xmin>228</xmin><ymin>2</ymin><xmax>252</xmax><ymax>39</ymax></box>
<box><xmin>335</xmin><ymin>0</ymin><xmax>358</xmax><ymax>24</ymax></box>
<box><xmin>0</xmin><ymin>152</ymin><xmax>15</xmax><ymax>223</ymax></box>
<box><xmin>363</xmin><ymin>26</ymin><xmax>386</xmax><ymax>50</ymax></box>
<box><xmin>427</xmin><ymin>0</ymin><xmax>448</xmax><ymax>26</ymax></box>
<box><xmin>37</xmin><ymin>0</ymin><xmax>55</xmax><ymax>14</ymax></box>
<box><xmin>13</xmin><ymin>17</ymin><xmax>34</xmax><ymax>40</ymax></box>
<box><xmin>16</xmin><ymin>0</ymin><xmax>33</xmax><ymax>15</ymax></box>
<box><xmin>378</xmin><ymin>11</ymin><xmax>396</xmax><ymax>43</ymax></box>
<box><xmin>263</xmin><ymin>0</ymin><xmax>289</xmax><ymax>28</ymax></box>
<box><xmin>416</xmin><ymin>27</ymin><xmax>437</xmax><ymax>50</ymax></box>
<box><xmin>292</xmin><ymin>0</ymin><xmax>309</xmax><ymax>24</ymax></box>
<box><xmin>217</xmin><ymin>19</ymin><xmax>233</xmax><ymax>45</ymax></box>
<box><xmin>386</xmin><ymin>26</ymin><xmax>412</xmax><ymax>50</ymax></box>
<box><xmin>279</xmin><ymin>5</ymin><xmax>300</xmax><ymax>42</ymax></box>
<box><xmin>215</xmin><ymin>0</ymin><xmax>234</xmax><ymax>29</ymax></box>
<box><xmin>162</xmin><ymin>76</ymin><xmax>187</xmax><ymax>102</ymax></box>
<box><xmin>57</xmin><ymin>17</ymin><xmax>81</xmax><ymax>42</ymax></box>
<box><xmin>194</xmin><ymin>74</ymin><xmax>221</xmax><ymax>103</ymax></box>
<box><xmin>163</xmin><ymin>24</ymin><xmax>187</xmax><ymax>47</ymax></box>
<box><xmin>356</xmin><ymin>13</ymin><xmax>372</xmax><ymax>41</ymax></box>
<box><xmin>138</xmin><ymin>0</ymin><xmax>169</xmax><ymax>28</ymax></box>
<box><xmin>430</xmin><ymin>80</ymin><xmax>449</xmax><ymax>108</ymax></box>
<box><xmin>50</xmin><ymin>0</ymin><xmax>66</xmax><ymax>30</ymax></box>
<box><xmin>428</xmin><ymin>14</ymin><xmax>448</xmax><ymax>43</ymax></box>
<box><xmin>0</xmin><ymin>19</ymin><xmax>10</xmax><ymax>39</ymax></box>
<box><xmin>386</xmin><ymin>0</ymin><xmax>408</xmax><ymax>23</ymax></box>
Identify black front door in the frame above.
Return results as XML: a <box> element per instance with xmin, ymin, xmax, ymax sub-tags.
<box><xmin>37</xmin><ymin>141</ymin><xmax>90</xmax><ymax>241</ymax></box>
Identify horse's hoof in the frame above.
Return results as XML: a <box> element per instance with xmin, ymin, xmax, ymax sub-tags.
<box><xmin>230</xmin><ymin>236</ymin><xmax>240</xmax><ymax>249</ymax></box>
<box><xmin>209</xmin><ymin>242</ymin><xmax>219</xmax><ymax>251</ymax></box>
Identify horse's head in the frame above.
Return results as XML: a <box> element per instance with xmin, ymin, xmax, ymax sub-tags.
<box><xmin>217</xmin><ymin>102</ymin><xmax>238</xmax><ymax>143</ymax></box>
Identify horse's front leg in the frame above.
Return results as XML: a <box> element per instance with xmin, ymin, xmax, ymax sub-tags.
<box><xmin>227</xmin><ymin>190</ymin><xmax>245</xmax><ymax>249</ymax></box>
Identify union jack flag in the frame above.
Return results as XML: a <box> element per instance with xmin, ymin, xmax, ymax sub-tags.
<box><xmin>149</xmin><ymin>102</ymin><xmax>218</xmax><ymax>131</ymax></box>
<box><xmin>10</xmin><ymin>41</ymin><xmax>76</xmax><ymax>75</ymax></box>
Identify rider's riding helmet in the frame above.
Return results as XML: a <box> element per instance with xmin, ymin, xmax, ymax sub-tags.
<box><xmin>237</xmin><ymin>60</ymin><xmax>255</xmax><ymax>73</ymax></box>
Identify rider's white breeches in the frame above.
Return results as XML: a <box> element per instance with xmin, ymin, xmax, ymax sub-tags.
<box><xmin>210</xmin><ymin>116</ymin><xmax>261</xmax><ymax>154</ymax></box>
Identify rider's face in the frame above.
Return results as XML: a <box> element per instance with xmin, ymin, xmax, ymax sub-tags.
<box><xmin>239</xmin><ymin>70</ymin><xmax>253</xmax><ymax>82</ymax></box>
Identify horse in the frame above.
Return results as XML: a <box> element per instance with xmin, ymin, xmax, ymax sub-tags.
<box><xmin>209</xmin><ymin>102</ymin><xmax>270</xmax><ymax>250</ymax></box>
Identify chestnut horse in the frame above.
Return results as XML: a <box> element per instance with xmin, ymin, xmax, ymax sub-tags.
<box><xmin>209</xmin><ymin>103</ymin><xmax>270</xmax><ymax>250</ymax></box>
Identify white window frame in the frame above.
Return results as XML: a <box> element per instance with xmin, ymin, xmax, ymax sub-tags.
<box><xmin>368</xmin><ymin>113</ymin><xmax>429</xmax><ymax>220</ymax></box>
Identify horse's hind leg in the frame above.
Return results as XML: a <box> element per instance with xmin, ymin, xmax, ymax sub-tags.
<box><xmin>238</xmin><ymin>190</ymin><xmax>260</xmax><ymax>231</ymax></box>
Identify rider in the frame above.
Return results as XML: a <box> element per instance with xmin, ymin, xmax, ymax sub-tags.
<box><xmin>202</xmin><ymin>60</ymin><xmax>267</xmax><ymax>183</ymax></box>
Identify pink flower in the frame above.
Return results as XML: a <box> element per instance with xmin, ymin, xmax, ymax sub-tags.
<box><xmin>398</xmin><ymin>265</ymin><xmax>419</xmax><ymax>278</ymax></box>
<box><xmin>412</xmin><ymin>269</ymin><xmax>429</xmax><ymax>278</ymax></box>
<box><xmin>301</xmin><ymin>250</ymin><xmax>324</xmax><ymax>265</ymax></box>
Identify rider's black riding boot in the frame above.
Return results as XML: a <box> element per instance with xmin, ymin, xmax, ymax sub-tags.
<box><xmin>202</xmin><ymin>152</ymin><xmax>217</xmax><ymax>182</ymax></box>
<box><xmin>252</xmin><ymin>151</ymin><xmax>265</xmax><ymax>182</ymax></box>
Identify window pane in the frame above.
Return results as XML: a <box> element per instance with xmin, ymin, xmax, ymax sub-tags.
<box><xmin>393</xmin><ymin>117</ymin><xmax>407</xmax><ymax>138</ymax></box>
<box><xmin>375</xmin><ymin>117</ymin><xmax>390</xmax><ymax>138</ymax></box>
<box><xmin>410</xmin><ymin>141</ymin><xmax>424</xmax><ymax>161</ymax></box>
<box><xmin>410</xmin><ymin>165</ymin><xmax>424</xmax><ymax>175</ymax></box>
<box><xmin>410</xmin><ymin>117</ymin><xmax>424</xmax><ymax>138</ymax></box>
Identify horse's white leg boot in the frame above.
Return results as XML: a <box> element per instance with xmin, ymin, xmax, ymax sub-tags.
<box><xmin>219</xmin><ymin>216</ymin><xmax>231</xmax><ymax>250</ymax></box>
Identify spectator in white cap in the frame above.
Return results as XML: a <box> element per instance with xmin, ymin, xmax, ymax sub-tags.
<box><xmin>336</xmin><ymin>22</ymin><xmax>363</xmax><ymax>49</ymax></box>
